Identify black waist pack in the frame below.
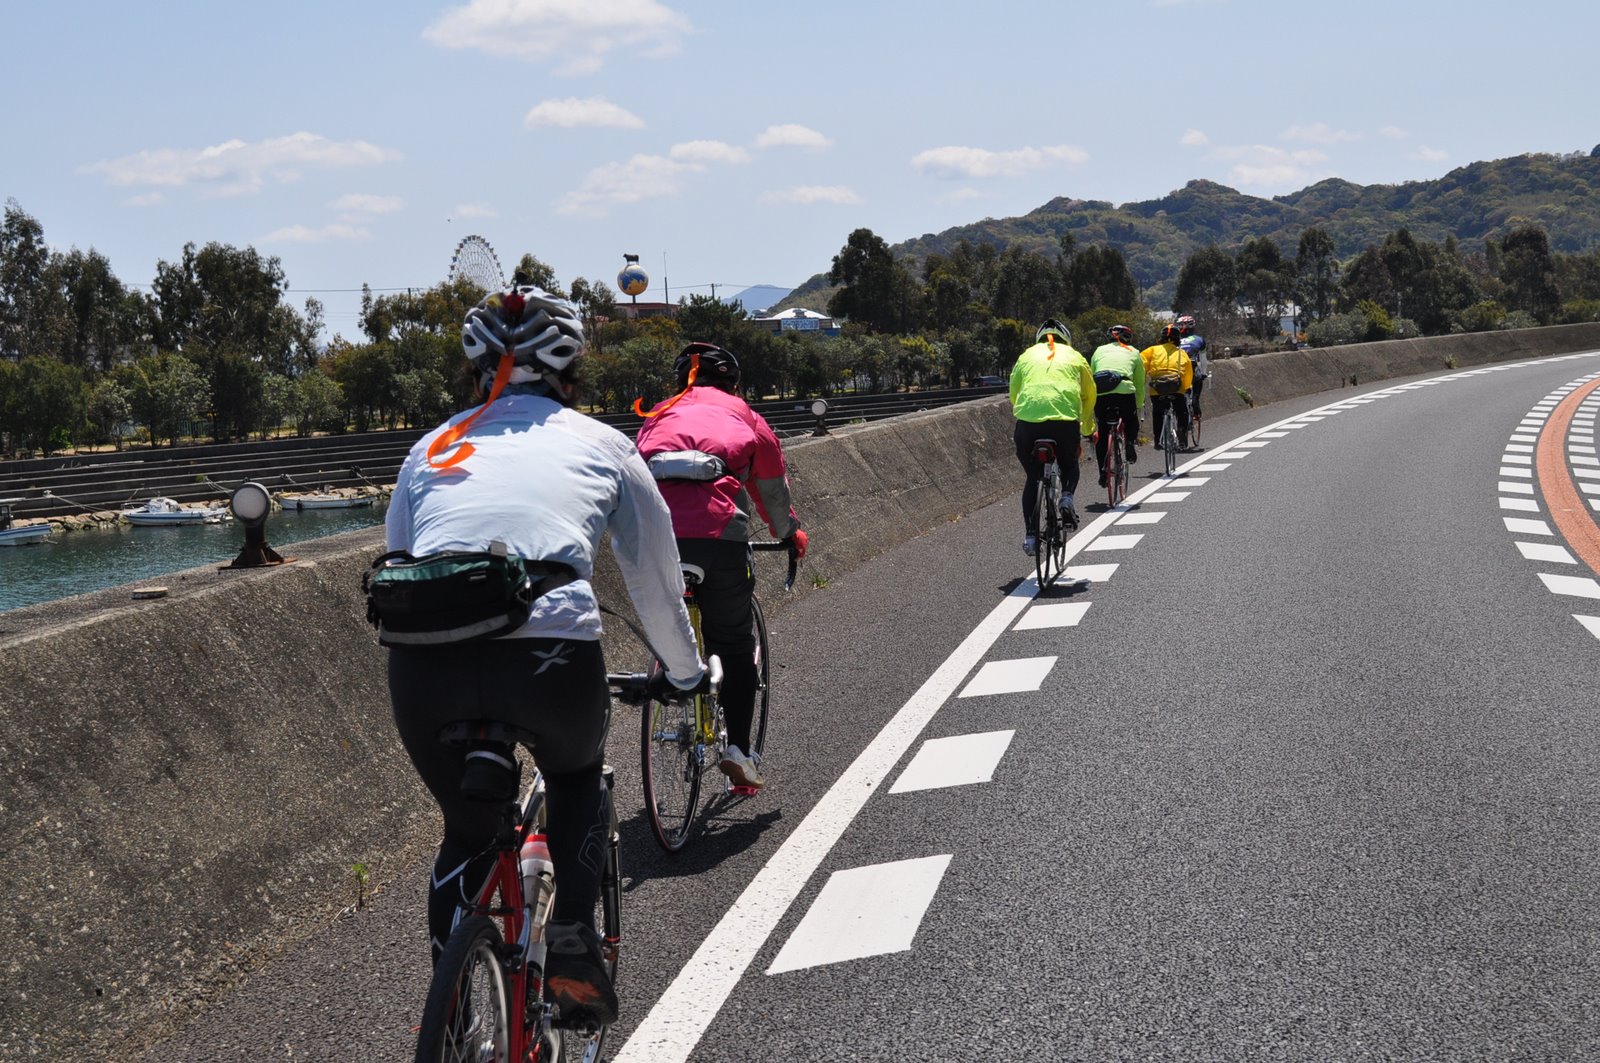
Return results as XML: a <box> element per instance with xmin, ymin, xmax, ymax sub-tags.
<box><xmin>362</xmin><ymin>548</ymin><xmax>577</xmax><ymax>647</ymax></box>
<box><xmin>1092</xmin><ymin>369</ymin><xmax>1127</xmax><ymax>390</ymax></box>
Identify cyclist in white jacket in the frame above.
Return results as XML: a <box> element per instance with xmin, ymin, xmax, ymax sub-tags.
<box><xmin>385</xmin><ymin>284</ymin><xmax>704</xmax><ymax>1028</ymax></box>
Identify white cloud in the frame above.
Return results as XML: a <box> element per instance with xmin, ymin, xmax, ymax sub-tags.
<box><xmin>82</xmin><ymin>132</ymin><xmax>399</xmax><ymax>196</ymax></box>
<box><xmin>558</xmin><ymin>153</ymin><xmax>698</xmax><ymax>215</ymax></box>
<box><xmin>454</xmin><ymin>203</ymin><xmax>498</xmax><ymax>220</ymax></box>
<box><xmin>760</xmin><ymin>185</ymin><xmax>860</xmax><ymax>205</ymax></box>
<box><xmin>756</xmin><ymin>124</ymin><xmax>833</xmax><ymax>150</ymax></box>
<box><xmin>1180</xmin><ymin>129</ymin><xmax>1209</xmax><ymax>147</ymax></box>
<box><xmin>262</xmin><ymin>223</ymin><xmax>372</xmax><ymax>243</ymax></box>
<box><xmin>330</xmin><ymin>193</ymin><xmax>404</xmax><ymax>214</ymax></box>
<box><xmin>1284</xmin><ymin>122</ymin><xmax>1360</xmax><ymax>145</ymax></box>
<box><xmin>525</xmin><ymin>96</ymin><xmax>644</xmax><ymax>129</ymax></box>
<box><xmin>910</xmin><ymin>144</ymin><xmax>1088</xmax><ymax>179</ymax></box>
<box><xmin>669</xmin><ymin>140</ymin><xmax>750</xmax><ymax>164</ymax></box>
<box><xmin>1209</xmin><ymin>145</ymin><xmax>1330</xmax><ymax>188</ymax></box>
<box><xmin>125</xmin><ymin>192</ymin><xmax>165</xmax><ymax>208</ymax></box>
<box><xmin>1380</xmin><ymin>125</ymin><xmax>1408</xmax><ymax>140</ymax></box>
<box><xmin>1413</xmin><ymin>145</ymin><xmax>1449</xmax><ymax>162</ymax></box>
<box><xmin>424</xmin><ymin>0</ymin><xmax>693</xmax><ymax>75</ymax></box>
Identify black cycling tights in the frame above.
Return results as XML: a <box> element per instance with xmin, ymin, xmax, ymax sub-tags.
<box><xmin>389</xmin><ymin>638</ymin><xmax>611</xmax><ymax>964</ymax></box>
<box><xmin>676</xmin><ymin>537</ymin><xmax>758</xmax><ymax>752</ymax></box>
<box><xmin>1014</xmin><ymin>420</ymin><xmax>1081</xmax><ymax>535</ymax></box>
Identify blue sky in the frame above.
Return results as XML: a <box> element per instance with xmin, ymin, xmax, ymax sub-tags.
<box><xmin>4</xmin><ymin>0</ymin><xmax>1596</xmax><ymax>341</ymax></box>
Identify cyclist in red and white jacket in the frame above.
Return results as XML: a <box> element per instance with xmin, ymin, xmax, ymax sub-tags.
<box><xmin>635</xmin><ymin>342</ymin><xmax>807</xmax><ymax>790</ymax></box>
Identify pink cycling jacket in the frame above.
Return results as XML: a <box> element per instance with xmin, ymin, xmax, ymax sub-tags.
<box><xmin>635</xmin><ymin>386</ymin><xmax>801</xmax><ymax>542</ymax></box>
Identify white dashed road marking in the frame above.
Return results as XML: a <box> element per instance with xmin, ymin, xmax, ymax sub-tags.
<box><xmin>767</xmin><ymin>856</ymin><xmax>953</xmax><ymax>974</ymax></box>
<box><xmin>889</xmin><ymin>731</ymin><xmax>1016</xmax><ymax>794</ymax></box>
<box><xmin>958</xmin><ymin>656</ymin><xmax>1057</xmax><ymax>697</ymax></box>
<box><xmin>1014</xmin><ymin>601</ymin><xmax>1092</xmax><ymax>629</ymax></box>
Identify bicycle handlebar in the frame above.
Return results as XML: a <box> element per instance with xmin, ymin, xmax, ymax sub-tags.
<box><xmin>750</xmin><ymin>538</ymin><xmax>800</xmax><ymax>591</ymax></box>
<box><xmin>607</xmin><ymin>654</ymin><xmax>723</xmax><ymax>704</ymax></box>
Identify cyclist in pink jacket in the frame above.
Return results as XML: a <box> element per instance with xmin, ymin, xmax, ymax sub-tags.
<box><xmin>635</xmin><ymin>342</ymin><xmax>807</xmax><ymax>790</ymax></box>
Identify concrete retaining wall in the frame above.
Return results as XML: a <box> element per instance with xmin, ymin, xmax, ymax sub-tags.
<box><xmin>3</xmin><ymin>322</ymin><xmax>1598</xmax><ymax>1059</ymax></box>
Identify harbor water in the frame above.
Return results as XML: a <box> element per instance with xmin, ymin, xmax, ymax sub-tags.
<box><xmin>0</xmin><ymin>504</ymin><xmax>387</xmax><ymax>614</ymax></box>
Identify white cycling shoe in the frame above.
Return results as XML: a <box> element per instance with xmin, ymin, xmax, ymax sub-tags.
<box><xmin>719</xmin><ymin>745</ymin><xmax>764</xmax><ymax>789</ymax></box>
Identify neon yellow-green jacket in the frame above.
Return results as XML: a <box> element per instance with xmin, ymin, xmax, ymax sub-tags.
<box><xmin>1009</xmin><ymin>338</ymin><xmax>1096</xmax><ymax>435</ymax></box>
<box><xmin>1089</xmin><ymin>341</ymin><xmax>1147</xmax><ymax>406</ymax></box>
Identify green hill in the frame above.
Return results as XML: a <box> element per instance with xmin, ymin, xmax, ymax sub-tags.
<box><xmin>778</xmin><ymin>148</ymin><xmax>1600</xmax><ymax>313</ymax></box>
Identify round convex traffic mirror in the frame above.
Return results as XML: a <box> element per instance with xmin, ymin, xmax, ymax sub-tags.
<box><xmin>230</xmin><ymin>481</ymin><xmax>271</xmax><ymax>526</ymax></box>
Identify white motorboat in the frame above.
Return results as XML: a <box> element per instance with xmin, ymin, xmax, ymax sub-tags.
<box><xmin>278</xmin><ymin>488</ymin><xmax>376</xmax><ymax>511</ymax></box>
<box><xmin>0</xmin><ymin>499</ymin><xmax>50</xmax><ymax>546</ymax></box>
<box><xmin>122</xmin><ymin>496</ymin><xmax>230</xmax><ymax>526</ymax></box>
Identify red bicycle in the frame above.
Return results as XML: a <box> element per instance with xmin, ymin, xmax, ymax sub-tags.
<box><xmin>412</xmin><ymin>679</ymin><xmax>647</xmax><ymax>1063</ymax></box>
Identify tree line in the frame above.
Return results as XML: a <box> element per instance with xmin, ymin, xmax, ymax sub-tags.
<box><xmin>3</xmin><ymin>192</ymin><xmax>1598</xmax><ymax>459</ymax></box>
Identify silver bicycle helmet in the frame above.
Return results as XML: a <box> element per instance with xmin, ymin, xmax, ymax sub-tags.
<box><xmin>1036</xmin><ymin>319</ymin><xmax>1071</xmax><ymax>346</ymax></box>
<box><xmin>461</xmin><ymin>285</ymin><xmax>585</xmax><ymax>375</ymax></box>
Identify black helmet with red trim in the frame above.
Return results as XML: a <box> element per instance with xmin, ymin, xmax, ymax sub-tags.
<box><xmin>673</xmin><ymin>341</ymin><xmax>740</xmax><ymax>390</ymax></box>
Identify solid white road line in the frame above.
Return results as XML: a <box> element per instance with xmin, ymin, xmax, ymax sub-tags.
<box><xmin>609</xmin><ymin>580</ymin><xmax>1036</xmax><ymax>1063</ymax></box>
<box><xmin>889</xmin><ymin>731</ymin><xmax>1016</xmax><ymax>794</ymax></box>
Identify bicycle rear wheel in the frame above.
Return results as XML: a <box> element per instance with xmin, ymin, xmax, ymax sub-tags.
<box><xmin>1162</xmin><ymin>412</ymin><xmax>1177</xmax><ymax>476</ymax></box>
<box><xmin>414</xmin><ymin>915</ymin><xmax>512</xmax><ymax>1063</ymax></box>
<box><xmin>1032</xmin><ymin>473</ymin><xmax>1053</xmax><ymax>588</ymax></box>
<box><xmin>640</xmin><ymin>689</ymin><xmax>702</xmax><ymax>852</ymax></box>
<box><xmin>1109</xmin><ymin>428</ymin><xmax>1126</xmax><ymax>507</ymax></box>
<box><xmin>749</xmin><ymin>595</ymin><xmax>771</xmax><ymax>757</ymax></box>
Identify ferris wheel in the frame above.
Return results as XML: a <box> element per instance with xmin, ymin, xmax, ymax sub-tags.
<box><xmin>448</xmin><ymin>234</ymin><xmax>505</xmax><ymax>293</ymax></box>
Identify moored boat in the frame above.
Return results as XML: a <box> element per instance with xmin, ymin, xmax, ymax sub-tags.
<box><xmin>122</xmin><ymin>496</ymin><xmax>230</xmax><ymax>526</ymax></box>
<box><xmin>0</xmin><ymin>499</ymin><xmax>51</xmax><ymax>546</ymax></box>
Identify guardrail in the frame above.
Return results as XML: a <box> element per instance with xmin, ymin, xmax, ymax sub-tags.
<box><xmin>0</xmin><ymin>385</ymin><xmax>1007</xmax><ymax>519</ymax></box>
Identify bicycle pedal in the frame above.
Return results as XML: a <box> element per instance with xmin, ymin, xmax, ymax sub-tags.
<box><xmin>729</xmin><ymin>784</ymin><xmax>761</xmax><ymax>797</ymax></box>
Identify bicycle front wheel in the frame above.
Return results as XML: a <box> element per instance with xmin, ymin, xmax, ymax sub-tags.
<box><xmin>750</xmin><ymin>595</ymin><xmax>771</xmax><ymax>757</ymax></box>
<box><xmin>414</xmin><ymin>915</ymin><xmax>512</xmax><ymax>1063</ymax></box>
<box><xmin>640</xmin><ymin>689</ymin><xmax>702</xmax><ymax>852</ymax></box>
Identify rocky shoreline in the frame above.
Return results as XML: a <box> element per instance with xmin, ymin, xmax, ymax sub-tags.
<box><xmin>6</xmin><ymin>484</ymin><xmax>391</xmax><ymax>536</ymax></box>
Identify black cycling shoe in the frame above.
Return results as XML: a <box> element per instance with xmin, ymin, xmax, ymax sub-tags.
<box><xmin>1126</xmin><ymin>445</ymin><xmax>1137</xmax><ymax>462</ymax></box>
<box><xmin>544</xmin><ymin>921</ymin><xmax>618</xmax><ymax>1028</ymax></box>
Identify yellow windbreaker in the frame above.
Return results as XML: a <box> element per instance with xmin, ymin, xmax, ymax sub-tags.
<box><xmin>1140</xmin><ymin>342</ymin><xmax>1193</xmax><ymax>396</ymax></box>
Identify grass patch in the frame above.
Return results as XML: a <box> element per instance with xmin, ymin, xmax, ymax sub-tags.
<box><xmin>1235</xmin><ymin>386</ymin><xmax>1255</xmax><ymax>408</ymax></box>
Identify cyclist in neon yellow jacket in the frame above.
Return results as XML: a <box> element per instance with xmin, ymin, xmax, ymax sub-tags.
<box><xmin>1009</xmin><ymin>319</ymin><xmax>1096</xmax><ymax>554</ymax></box>
<box><xmin>1089</xmin><ymin>324</ymin><xmax>1147</xmax><ymax>485</ymax></box>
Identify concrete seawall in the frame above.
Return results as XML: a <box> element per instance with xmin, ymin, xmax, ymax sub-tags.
<box><xmin>3</xmin><ymin>322</ymin><xmax>1598</xmax><ymax>1058</ymax></box>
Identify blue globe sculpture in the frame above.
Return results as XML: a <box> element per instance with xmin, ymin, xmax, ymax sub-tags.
<box><xmin>618</xmin><ymin>263</ymin><xmax>650</xmax><ymax>298</ymax></box>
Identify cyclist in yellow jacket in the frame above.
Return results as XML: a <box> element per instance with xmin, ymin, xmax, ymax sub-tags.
<box><xmin>1141</xmin><ymin>323</ymin><xmax>1196</xmax><ymax>452</ymax></box>
<box><xmin>1010</xmin><ymin>319</ymin><xmax>1096</xmax><ymax>554</ymax></box>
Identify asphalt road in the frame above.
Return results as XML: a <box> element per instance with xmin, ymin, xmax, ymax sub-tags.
<box><xmin>138</xmin><ymin>352</ymin><xmax>1600</xmax><ymax>1062</ymax></box>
